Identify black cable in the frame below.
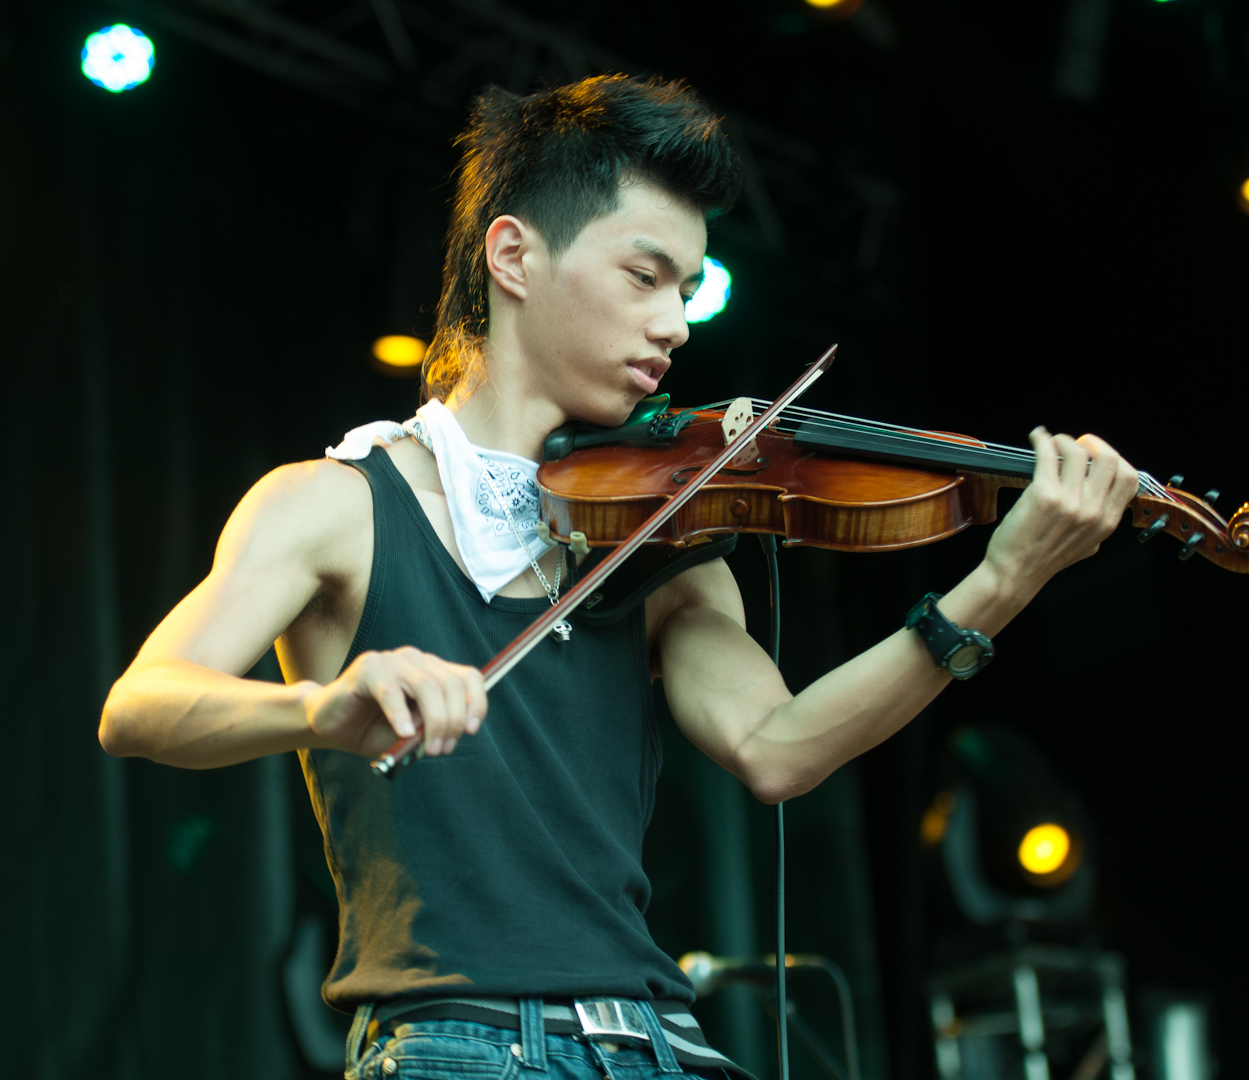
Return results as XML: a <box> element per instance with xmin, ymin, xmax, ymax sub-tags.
<box><xmin>758</xmin><ymin>535</ymin><xmax>788</xmax><ymax>1080</ymax></box>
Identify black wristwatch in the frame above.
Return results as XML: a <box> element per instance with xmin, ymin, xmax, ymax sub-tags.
<box><xmin>905</xmin><ymin>592</ymin><xmax>995</xmax><ymax>680</ymax></box>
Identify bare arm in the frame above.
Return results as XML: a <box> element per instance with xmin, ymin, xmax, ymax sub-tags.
<box><xmin>656</xmin><ymin>429</ymin><xmax>1140</xmax><ymax>803</ymax></box>
<box><xmin>99</xmin><ymin>459</ymin><xmax>485</xmax><ymax>768</ymax></box>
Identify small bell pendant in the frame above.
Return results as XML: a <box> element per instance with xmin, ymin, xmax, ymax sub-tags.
<box><xmin>552</xmin><ymin>620</ymin><xmax>573</xmax><ymax>643</ymax></box>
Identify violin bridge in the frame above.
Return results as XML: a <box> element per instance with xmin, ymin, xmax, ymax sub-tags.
<box><xmin>721</xmin><ymin>397</ymin><xmax>760</xmax><ymax>469</ymax></box>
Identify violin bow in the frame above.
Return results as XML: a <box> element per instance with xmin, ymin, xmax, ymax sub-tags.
<box><xmin>370</xmin><ymin>345</ymin><xmax>838</xmax><ymax>778</ymax></box>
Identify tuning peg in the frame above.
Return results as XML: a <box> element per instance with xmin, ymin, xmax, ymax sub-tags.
<box><xmin>1168</xmin><ymin>475</ymin><xmax>1184</xmax><ymax>488</ymax></box>
<box><xmin>1204</xmin><ymin>489</ymin><xmax>1219</xmax><ymax>505</ymax></box>
<box><xmin>1137</xmin><ymin>514</ymin><xmax>1169</xmax><ymax>542</ymax></box>
<box><xmin>1178</xmin><ymin>531</ymin><xmax>1205</xmax><ymax>561</ymax></box>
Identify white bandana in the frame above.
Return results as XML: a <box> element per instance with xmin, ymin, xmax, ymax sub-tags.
<box><xmin>325</xmin><ymin>399</ymin><xmax>554</xmax><ymax>603</ymax></box>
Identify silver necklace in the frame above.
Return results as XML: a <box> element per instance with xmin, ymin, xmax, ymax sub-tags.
<box><xmin>479</xmin><ymin>462</ymin><xmax>572</xmax><ymax>643</ymax></box>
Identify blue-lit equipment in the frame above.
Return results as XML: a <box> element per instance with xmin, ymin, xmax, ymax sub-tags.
<box><xmin>685</xmin><ymin>257</ymin><xmax>731</xmax><ymax>324</ymax></box>
<box><xmin>81</xmin><ymin>25</ymin><xmax>155</xmax><ymax>93</ymax></box>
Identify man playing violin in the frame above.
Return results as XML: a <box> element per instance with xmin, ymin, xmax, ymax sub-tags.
<box><xmin>99</xmin><ymin>75</ymin><xmax>1139</xmax><ymax>1079</ymax></box>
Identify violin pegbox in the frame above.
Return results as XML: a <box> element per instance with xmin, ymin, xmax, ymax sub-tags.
<box><xmin>1132</xmin><ymin>477</ymin><xmax>1249</xmax><ymax>572</ymax></box>
<box><xmin>721</xmin><ymin>396</ymin><xmax>760</xmax><ymax>469</ymax></box>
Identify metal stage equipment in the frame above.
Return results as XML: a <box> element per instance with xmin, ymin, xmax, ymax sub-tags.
<box><xmin>680</xmin><ymin>950</ymin><xmax>861</xmax><ymax>1080</ymax></box>
<box><xmin>929</xmin><ymin>943</ymin><xmax>1133</xmax><ymax>1080</ymax></box>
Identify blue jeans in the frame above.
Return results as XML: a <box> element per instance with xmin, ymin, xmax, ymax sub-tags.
<box><xmin>345</xmin><ymin>1001</ymin><xmax>727</xmax><ymax>1080</ymax></box>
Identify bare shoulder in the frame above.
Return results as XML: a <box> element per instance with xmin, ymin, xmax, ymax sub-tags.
<box><xmin>119</xmin><ymin>458</ymin><xmax>375</xmax><ymax>682</ymax></box>
<box><xmin>215</xmin><ymin>457</ymin><xmax>373</xmax><ymax>578</ymax></box>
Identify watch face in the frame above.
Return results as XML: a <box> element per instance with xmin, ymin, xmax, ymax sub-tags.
<box><xmin>946</xmin><ymin>642</ymin><xmax>983</xmax><ymax>676</ymax></box>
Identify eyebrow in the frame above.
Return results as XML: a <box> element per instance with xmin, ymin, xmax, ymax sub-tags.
<box><xmin>631</xmin><ymin>239</ymin><xmax>704</xmax><ymax>286</ymax></box>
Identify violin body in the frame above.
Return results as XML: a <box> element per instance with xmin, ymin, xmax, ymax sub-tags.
<box><xmin>538</xmin><ymin>406</ymin><xmax>1249</xmax><ymax>571</ymax></box>
<box><xmin>539</xmin><ymin>408</ymin><xmax>1020</xmax><ymax>552</ymax></box>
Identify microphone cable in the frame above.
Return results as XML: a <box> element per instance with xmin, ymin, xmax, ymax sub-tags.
<box><xmin>758</xmin><ymin>535</ymin><xmax>789</xmax><ymax>1080</ymax></box>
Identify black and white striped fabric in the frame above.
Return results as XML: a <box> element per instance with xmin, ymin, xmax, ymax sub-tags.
<box><xmin>372</xmin><ymin>997</ymin><xmax>751</xmax><ymax>1078</ymax></box>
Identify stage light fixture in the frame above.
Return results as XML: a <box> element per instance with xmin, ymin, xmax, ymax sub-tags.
<box><xmin>1238</xmin><ymin>177</ymin><xmax>1249</xmax><ymax>214</ymax></box>
<box><xmin>81</xmin><ymin>25</ymin><xmax>154</xmax><ymax>93</ymax></box>
<box><xmin>686</xmin><ymin>257</ymin><xmax>731</xmax><ymax>324</ymax></box>
<box><xmin>371</xmin><ymin>335</ymin><xmax>427</xmax><ymax>377</ymax></box>
<box><xmin>932</xmin><ymin>726</ymin><xmax>1095</xmax><ymax>924</ymax></box>
<box><xmin>1018</xmin><ymin>823</ymin><xmax>1070</xmax><ymax>876</ymax></box>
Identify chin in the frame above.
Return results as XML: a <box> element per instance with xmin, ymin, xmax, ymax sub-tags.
<box><xmin>564</xmin><ymin>392</ymin><xmax>640</xmax><ymax>429</ymax></box>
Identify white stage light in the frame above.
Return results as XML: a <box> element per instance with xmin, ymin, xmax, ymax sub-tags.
<box><xmin>81</xmin><ymin>25</ymin><xmax>155</xmax><ymax>93</ymax></box>
<box><xmin>686</xmin><ymin>257</ymin><xmax>731</xmax><ymax>324</ymax></box>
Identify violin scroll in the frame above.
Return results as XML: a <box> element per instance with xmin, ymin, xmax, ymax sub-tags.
<box><xmin>1230</xmin><ymin>502</ymin><xmax>1249</xmax><ymax>552</ymax></box>
<box><xmin>1131</xmin><ymin>486</ymin><xmax>1249</xmax><ymax>573</ymax></box>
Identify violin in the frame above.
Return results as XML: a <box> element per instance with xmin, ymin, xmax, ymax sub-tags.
<box><xmin>371</xmin><ymin>347</ymin><xmax>1246</xmax><ymax>778</ymax></box>
<box><xmin>538</xmin><ymin>397</ymin><xmax>1249</xmax><ymax>573</ymax></box>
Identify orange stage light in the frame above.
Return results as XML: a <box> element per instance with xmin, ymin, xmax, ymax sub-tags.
<box><xmin>920</xmin><ymin>791</ymin><xmax>956</xmax><ymax>847</ymax></box>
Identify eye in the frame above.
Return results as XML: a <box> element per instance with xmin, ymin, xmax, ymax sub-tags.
<box><xmin>632</xmin><ymin>270</ymin><xmax>656</xmax><ymax>287</ymax></box>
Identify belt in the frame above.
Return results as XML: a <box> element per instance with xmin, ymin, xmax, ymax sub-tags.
<box><xmin>371</xmin><ymin>996</ymin><xmax>750</xmax><ymax>1076</ymax></box>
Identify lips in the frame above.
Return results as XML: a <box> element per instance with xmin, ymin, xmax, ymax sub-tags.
<box><xmin>626</xmin><ymin>356</ymin><xmax>670</xmax><ymax>395</ymax></box>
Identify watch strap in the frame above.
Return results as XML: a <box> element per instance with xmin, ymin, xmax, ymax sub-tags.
<box><xmin>905</xmin><ymin>592</ymin><xmax>995</xmax><ymax>679</ymax></box>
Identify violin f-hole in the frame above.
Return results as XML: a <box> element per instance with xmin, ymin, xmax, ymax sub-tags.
<box><xmin>671</xmin><ymin>458</ymin><xmax>770</xmax><ymax>485</ymax></box>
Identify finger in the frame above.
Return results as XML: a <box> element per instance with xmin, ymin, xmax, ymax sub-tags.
<box><xmin>354</xmin><ymin>654</ymin><xmax>418</xmax><ymax>738</ymax></box>
<box><xmin>1075</xmin><ymin>433</ymin><xmax>1117</xmax><ymax>502</ymax></box>
<box><xmin>1052</xmin><ymin>434</ymin><xmax>1089</xmax><ymax>493</ymax></box>
<box><xmin>366</xmin><ymin>676</ymin><xmax>417</xmax><ymax>739</ymax></box>
<box><xmin>1116</xmin><ymin>459</ymin><xmax>1141</xmax><ymax>505</ymax></box>
<box><xmin>460</xmin><ymin>666</ymin><xmax>488</xmax><ymax>734</ymax></box>
<box><xmin>439</xmin><ymin>672</ymin><xmax>469</xmax><ymax>739</ymax></box>
<box><xmin>1080</xmin><ymin>434</ymin><xmax>1139</xmax><ymax>493</ymax></box>
<box><xmin>1079</xmin><ymin>434</ymin><xmax>1139</xmax><ymax>514</ymax></box>
<box><xmin>401</xmin><ymin>659</ymin><xmax>469</xmax><ymax>742</ymax></box>
<box><xmin>1029</xmin><ymin>426</ymin><xmax>1058</xmax><ymax>484</ymax></box>
<box><xmin>409</xmin><ymin>676</ymin><xmax>450</xmax><ymax>755</ymax></box>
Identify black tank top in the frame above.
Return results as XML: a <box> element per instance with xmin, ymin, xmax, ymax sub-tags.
<box><xmin>301</xmin><ymin>447</ymin><xmax>694</xmax><ymax>1011</ymax></box>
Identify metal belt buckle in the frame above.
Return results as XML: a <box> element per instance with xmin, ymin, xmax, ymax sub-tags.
<box><xmin>573</xmin><ymin>998</ymin><xmax>650</xmax><ymax>1043</ymax></box>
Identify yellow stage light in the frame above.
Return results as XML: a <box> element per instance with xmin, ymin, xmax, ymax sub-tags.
<box><xmin>804</xmin><ymin>0</ymin><xmax>864</xmax><ymax>11</ymax></box>
<box><xmin>1239</xmin><ymin>177</ymin><xmax>1249</xmax><ymax>214</ymax></box>
<box><xmin>372</xmin><ymin>335</ymin><xmax>427</xmax><ymax>376</ymax></box>
<box><xmin>1018</xmin><ymin>824</ymin><xmax>1070</xmax><ymax>875</ymax></box>
<box><xmin>373</xmin><ymin>335</ymin><xmax>426</xmax><ymax>366</ymax></box>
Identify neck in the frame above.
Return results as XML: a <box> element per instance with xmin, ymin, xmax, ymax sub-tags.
<box><xmin>446</xmin><ymin>345</ymin><xmax>566</xmax><ymax>462</ymax></box>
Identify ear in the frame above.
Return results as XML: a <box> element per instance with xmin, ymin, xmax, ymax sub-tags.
<box><xmin>484</xmin><ymin>215</ymin><xmax>536</xmax><ymax>301</ymax></box>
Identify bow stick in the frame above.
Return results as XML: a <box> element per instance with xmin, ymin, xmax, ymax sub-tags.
<box><xmin>371</xmin><ymin>345</ymin><xmax>837</xmax><ymax>778</ymax></box>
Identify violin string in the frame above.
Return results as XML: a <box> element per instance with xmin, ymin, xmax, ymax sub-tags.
<box><xmin>693</xmin><ymin>399</ymin><xmax>1171</xmax><ymax>500</ymax></box>
<box><xmin>741</xmin><ymin>399</ymin><xmax>1038</xmax><ymax>458</ymax></box>
<box><xmin>749</xmin><ymin>400</ymin><xmax>1042</xmax><ymax>463</ymax></box>
<box><xmin>700</xmin><ymin>399</ymin><xmax>1004</xmax><ymax>453</ymax></box>
<box><xmin>768</xmin><ymin>401</ymin><xmax>1176</xmax><ymax>499</ymax></box>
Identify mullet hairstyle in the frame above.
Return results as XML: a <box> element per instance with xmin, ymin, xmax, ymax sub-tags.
<box><xmin>422</xmin><ymin>74</ymin><xmax>742</xmax><ymax>402</ymax></box>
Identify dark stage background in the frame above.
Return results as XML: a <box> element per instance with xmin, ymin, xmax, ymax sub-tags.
<box><xmin>3</xmin><ymin>1</ymin><xmax>1246</xmax><ymax>1078</ymax></box>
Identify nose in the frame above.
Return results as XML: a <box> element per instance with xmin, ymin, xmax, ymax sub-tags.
<box><xmin>649</xmin><ymin>288</ymin><xmax>690</xmax><ymax>351</ymax></box>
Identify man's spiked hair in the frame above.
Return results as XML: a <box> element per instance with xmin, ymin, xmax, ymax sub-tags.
<box><xmin>421</xmin><ymin>74</ymin><xmax>742</xmax><ymax>401</ymax></box>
